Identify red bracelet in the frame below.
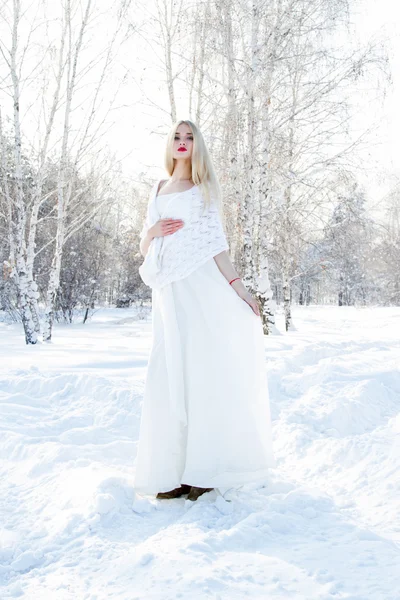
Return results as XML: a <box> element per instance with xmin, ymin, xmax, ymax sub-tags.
<box><xmin>229</xmin><ymin>277</ymin><xmax>241</xmax><ymax>285</ymax></box>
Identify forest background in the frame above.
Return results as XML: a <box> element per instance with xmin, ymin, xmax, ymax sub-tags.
<box><xmin>1</xmin><ymin>0</ymin><xmax>399</xmax><ymax>344</ymax></box>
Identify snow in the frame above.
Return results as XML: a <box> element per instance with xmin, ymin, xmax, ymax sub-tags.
<box><xmin>1</xmin><ymin>305</ymin><xmax>399</xmax><ymax>600</ymax></box>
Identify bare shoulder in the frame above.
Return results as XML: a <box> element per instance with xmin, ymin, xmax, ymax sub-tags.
<box><xmin>156</xmin><ymin>179</ymin><xmax>169</xmax><ymax>194</ymax></box>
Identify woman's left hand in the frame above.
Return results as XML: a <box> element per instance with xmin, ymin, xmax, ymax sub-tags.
<box><xmin>236</xmin><ymin>289</ymin><xmax>261</xmax><ymax>317</ymax></box>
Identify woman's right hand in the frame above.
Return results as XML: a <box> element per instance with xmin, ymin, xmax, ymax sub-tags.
<box><xmin>149</xmin><ymin>218</ymin><xmax>184</xmax><ymax>238</ymax></box>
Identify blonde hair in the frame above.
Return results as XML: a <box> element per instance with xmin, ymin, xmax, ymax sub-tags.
<box><xmin>164</xmin><ymin>120</ymin><xmax>225</xmax><ymax>220</ymax></box>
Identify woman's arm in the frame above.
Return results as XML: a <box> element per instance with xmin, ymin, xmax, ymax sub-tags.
<box><xmin>140</xmin><ymin>218</ymin><xmax>184</xmax><ymax>257</ymax></box>
<box><xmin>139</xmin><ymin>231</ymin><xmax>155</xmax><ymax>258</ymax></box>
<box><xmin>213</xmin><ymin>250</ymin><xmax>245</xmax><ymax>291</ymax></box>
<box><xmin>139</xmin><ymin>179</ymin><xmax>163</xmax><ymax>258</ymax></box>
<box><xmin>213</xmin><ymin>250</ymin><xmax>260</xmax><ymax>316</ymax></box>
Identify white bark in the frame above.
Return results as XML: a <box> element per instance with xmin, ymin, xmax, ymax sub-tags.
<box><xmin>43</xmin><ymin>0</ymin><xmax>92</xmax><ymax>342</ymax></box>
<box><xmin>8</xmin><ymin>0</ymin><xmax>38</xmax><ymax>344</ymax></box>
<box><xmin>155</xmin><ymin>0</ymin><xmax>185</xmax><ymax>123</ymax></box>
<box><xmin>255</xmin><ymin>0</ymin><xmax>285</xmax><ymax>333</ymax></box>
<box><xmin>25</xmin><ymin>9</ymin><xmax>68</xmax><ymax>338</ymax></box>
<box><xmin>239</xmin><ymin>0</ymin><xmax>261</xmax><ymax>289</ymax></box>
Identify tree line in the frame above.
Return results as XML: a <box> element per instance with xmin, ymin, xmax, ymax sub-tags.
<box><xmin>0</xmin><ymin>0</ymin><xmax>396</xmax><ymax>344</ymax></box>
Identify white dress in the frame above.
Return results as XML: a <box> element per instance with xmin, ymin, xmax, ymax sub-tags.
<box><xmin>133</xmin><ymin>189</ymin><xmax>276</xmax><ymax>495</ymax></box>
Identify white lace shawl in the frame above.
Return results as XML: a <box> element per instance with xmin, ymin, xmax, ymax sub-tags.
<box><xmin>138</xmin><ymin>179</ymin><xmax>229</xmax><ymax>289</ymax></box>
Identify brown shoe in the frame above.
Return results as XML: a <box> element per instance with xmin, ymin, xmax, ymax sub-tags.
<box><xmin>187</xmin><ymin>486</ymin><xmax>214</xmax><ymax>501</ymax></box>
<box><xmin>156</xmin><ymin>484</ymin><xmax>191</xmax><ymax>499</ymax></box>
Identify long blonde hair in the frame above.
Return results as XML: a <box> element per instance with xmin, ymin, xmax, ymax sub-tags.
<box><xmin>164</xmin><ymin>120</ymin><xmax>225</xmax><ymax>221</ymax></box>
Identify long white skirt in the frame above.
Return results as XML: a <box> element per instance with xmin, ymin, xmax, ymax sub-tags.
<box><xmin>133</xmin><ymin>257</ymin><xmax>276</xmax><ymax>495</ymax></box>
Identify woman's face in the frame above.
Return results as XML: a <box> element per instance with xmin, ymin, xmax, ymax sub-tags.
<box><xmin>172</xmin><ymin>125</ymin><xmax>193</xmax><ymax>160</ymax></box>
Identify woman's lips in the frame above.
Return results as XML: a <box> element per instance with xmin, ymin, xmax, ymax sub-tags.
<box><xmin>178</xmin><ymin>147</ymin><xmax>187</xmax><ymax>152</ymax></box>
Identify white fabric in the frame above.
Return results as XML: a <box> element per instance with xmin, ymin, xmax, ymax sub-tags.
<box><xmin>133</xmin><ymin>191</ymin><xmax>276</xmax><ymax>495</ymax></box>
<box><xmin>138</xmin><ymin>180</ymin><xmax>229</xmax><ymax>289</ymax></box>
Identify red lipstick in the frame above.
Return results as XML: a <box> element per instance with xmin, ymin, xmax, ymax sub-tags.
<box><xmin>178</xmin><ymin>147</ymin><xmax>187</xmax><ymax>152</ymax></box>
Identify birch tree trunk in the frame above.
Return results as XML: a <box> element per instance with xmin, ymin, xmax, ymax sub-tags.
<box><xmin>282</xmin><ymin>93</ymin><xmax>296</xmax><ymax>332</ymax></box>
<box><xmin>8</xmin><ymin>0</ymin><xmax>38</xmax><ymax>344</ymax></box>
<box><xmin>282</xmin><ymin>201</ymin><xmax>293</xmax><ymax>331</ymax></box>
<box><xmin>42</xmin><ymin>0</ymin><xmax>92</xmax><ymax>342</ymax></box>
<box><xmin>194</xmin><ymin>0</ymin><xmax>210</xmax><ymax>126</ymax></box>
<box><xmin>156</xmin><ymin>0</ymin><xmax>185</xmax><ymax>123</ymax></box>
<box><xmin>239</xmin><ymin>0</ymin><xmax>261</xmax><ymax>291</ymax></box>
<box><xmin>255</xmin><ymin>0</ymin><xmax>284</xmax><ymax>334</ymax></box>
<box><xmin>25</xmin><ymin>12</ymin><xmax>67</xmax><ymax>338</ymax></box>
<box><xmin>210</xmin><ymin>0</ymin><xmax>242</xmax><ymax>261</ymax></box>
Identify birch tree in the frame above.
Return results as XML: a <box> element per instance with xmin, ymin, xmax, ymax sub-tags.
<box><xmin>0</xmin><ymin>0</ymin><xmax>39</xmax><ymax>343</ymax></box>
<box><xmin>322</xmin><ymin>180</ymin><xmax>374</xmax><ymax>306</ymax></box>
<box><xmin>374</xmin><ymin>186</ymin><xmax>400</xmax><ymax>306</ymax></box>
<box><xmin>41</xmin><ymin>0</ymin><xmax>93</xmax><ymax>341</ymax></box>
<box><xmin>256</xmin><ymin>0</ymin><xmax>385</xmax><ymax>330</ymax></box>
<box><xmin>150</xmin><ymin>0</ymin><xmax>189</xmax><ymax>123</ymax></box>
<box><xmin>131</xmin><ymin>0</ymin><xmax>389</xmax><ymax>324</ymax></box>
<box><xmin>1</xmin><ymin>0</ymin><xmax>131</xmax><ymax>343</ymax></box>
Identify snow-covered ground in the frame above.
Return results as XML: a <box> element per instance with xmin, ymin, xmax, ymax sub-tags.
<box><xmin>1</xmin><ymin>305</ymin><xmax>399</xmax><ymax>600</ymax></box>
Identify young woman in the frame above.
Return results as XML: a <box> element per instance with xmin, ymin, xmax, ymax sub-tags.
<box><xmin>134</xmin><ymin>119</ymin><xmax>275</xmax><ymax>502</ymax></box>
